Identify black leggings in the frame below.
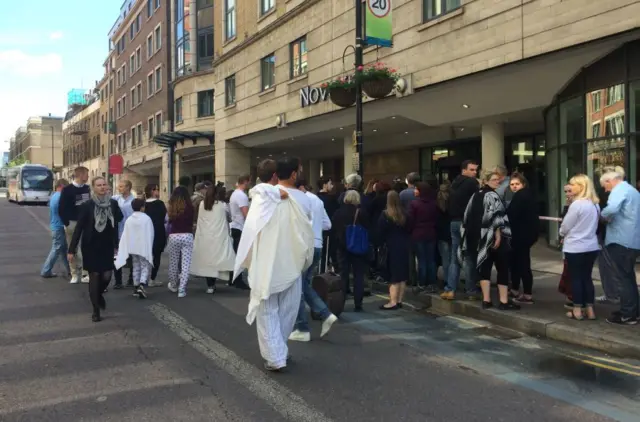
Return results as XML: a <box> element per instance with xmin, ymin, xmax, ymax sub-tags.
<box><xmin>474</xmin><ymin>244</ymin><xmax>509</xmax><ymax>286</ymax></box>
<box><xmin>150</xmin><ymin>250</ymin><xmax>162</xmax><ymax>281</ymax></box>
<box><xmin>231</xmin><ymin>229</ymin><xmax>244</xmax><ymax>286</ymax></box>
<box><xmin>89</xmin><ymin>271</ymin><xmax>112</xmax><ymax>317</ymax></box>
<box><xmin>510</xmin><ymin>245</ymin><xmax>533</xmax><ymax>295</ymax></box>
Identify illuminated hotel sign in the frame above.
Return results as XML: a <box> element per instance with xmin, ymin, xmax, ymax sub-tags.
<box><xmin>300</xmin><ymin>86</ymin><xmax>329</xmax><ymax>108</ymax></box>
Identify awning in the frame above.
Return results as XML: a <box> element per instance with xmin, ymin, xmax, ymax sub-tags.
<box><xmin>152</xmin><ymin>131</ymin><xmax>214</xmax><ymax>148</ymax></box>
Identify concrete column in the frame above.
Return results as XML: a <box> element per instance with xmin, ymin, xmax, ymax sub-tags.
<box><xmin>308</xmin><ymin>159</ymin><xmax>320</xmax><ymax>191</ymax></box>
<box><xmin>160</xmin><ymin>151</ymin><xmax>170</xmax><ymax>201</ymax></box>
<box><xmin>215</xmin><ymin>138</ymin><xmax>250</xmax><ymax>188</ymax></box>
<box><xmin>481</xmin><ymin>122</ymin><xmax>505</xmax><ymax>172</ymax></box>
<box><xmin>343</xmin><ymin>135</ymin><xmax>354</xmax><ymax>179</ymax></box>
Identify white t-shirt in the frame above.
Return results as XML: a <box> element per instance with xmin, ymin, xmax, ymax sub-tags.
<box><xmin>279</xmin><ymin>185</ymin><xmax>312</xmax><ymax>221</ymax></box>
<box><xmin>306</xmin><ymin>191</ymin><xmax>331</xmax><ymax>248</ymax></box>
<box><xmin>229</xmin><ymin>189</ymin><xmax>249</xmax><ymax>231</ymax></box>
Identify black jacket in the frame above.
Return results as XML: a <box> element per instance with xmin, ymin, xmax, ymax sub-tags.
<box><xmin>144</xmin><ymin>199</ymin><xmax>167</xmax><ymax>253</ymax></box>
<box><xmin>58</xmin><ymin>184</ymin><xmax>91</xmax><ymax>226</ymax></box>
<box><xmin>507</xmin><ymin>187</ymin><xmax>539</xmax><ymax>248</ymax></box>
<box><xmin>331</xmin><ymin>204</ymin><xmax>369</xmax><ymax>250</ymax></box>
<box><xmin>449</xmin><ymin>175</ymin><xmax>479</xmax><ymax>221</ymax></box>
<box><xmin>68</xmin><ymin>199</ymin><xmax>123</xmax><ymax>255</ymax></box>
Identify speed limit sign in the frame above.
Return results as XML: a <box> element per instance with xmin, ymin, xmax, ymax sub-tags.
<box><xmin>367</xmin><ymin>0</ymin><xmax>391</xmax><ymax>18</ymax></box>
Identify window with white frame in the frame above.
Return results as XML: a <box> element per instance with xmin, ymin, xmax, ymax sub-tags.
<box><xmin>148</xmin><ymin>116</ymin><xmax>155</xmax><ymax>138</ymax></box>
<box><xmin>155</xmin><ymin>112</ymin><xmax>162</xmax><ymax>135</ymax></box>
<box><xmin>260</xmin><ymin>0</ymin><xmax>274</xmax><ymax>15</ymax></box>
<box><xmin>225</xmin><ymin>0</ymin><xmax>236</xmax><ymax>40</ymax></box>
<box><xmin>197</xmin><ymin>89</ymin><xmax>214</xmax><ymax>117</ymax></box>
<box><xmin>606</xmin><ymin>84</ymin><xmax>624</xmax><ymax>106</ymax></box>
<box><xmin>147</xmin><ymin>0</ymin><xmax>153</xmax><ymax>18</ymax></box>
<box><xmin>137</xmin><ymin>123</ymin><xmax>143</xmax><ymax>145</ymax></box>
<box><xmin>136</xmin><ymin>47</ymin><xmax>142</xmax><ymax>70</ymax></box>
<box><xmin>605</xmin><ymin>113</ymin><xmax>625</xmax><ymax>137</ymax></box>
<box><xmin>155</xmin><ymin>66</ymin><xmax>162</xmax><ymax>92</ymax></box>
<box><xmin>130</xmin><ymin>54</ymin><xmax>135</xmax><ymax>76</ymax></box>
<box><xmin>131</xmin><ymin>127</ymin><xmax>137</xmax><ymax>146</ymax></box>
<box><xmin>136</xmin><ymin>83</ymin><xmax>142</xmax><ymax>105</ymax></box>
<box><xmin>591</xmin><ymin>91</ymin><xmax>602</xmax><ymax>112</ymax></box>
<box><xmin>131</xmin><ymin>87</ymin><xmax>136</xmax><ymax>108</ymax></box>
<box><xmin>147</xmin><ymin>72</ymin><xmax>154</xmax><ymax>97</ymax></box>
<box><xmin>155</xmin><ymin>25</ymin><xmax>162</xmax><ymax>52</ymax></box>
<box><xmin>261</xmin><ymin>53</ymin><xmax>275</xmax><ymax>91</ymax></box>
<box><xmin>591</xmin><ymin>122</ymin><xmax>601</xmax><ymax>139</ymax></box>
<box><xmin>225</xmin><ymin>74</ymin><xmax>236</xmax><ymax>106</ymax></box>
<box><xmin>123</xmin><ymin>94</ymin><xmax>127</xmax><ymax>115</ymax></box>
<box><xmin>423</xmin><ymin>0</ymin><xmax>461</xmax><ymax>21</ymax></box>
<box><xmin>147</xmin><ymin>33</ymin><xmax>153</xmax><ymax>59</ymax></box>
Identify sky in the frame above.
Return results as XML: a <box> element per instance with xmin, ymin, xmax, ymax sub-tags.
<box><xmin>0</xmin><ymin>0</ymin><xmax>118</xmax><ymax>152</ymax></box>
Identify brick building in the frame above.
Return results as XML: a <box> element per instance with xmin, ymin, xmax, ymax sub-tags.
<box><xmin>9</xmin><ymin>116</ymin><xmax>63</xmax><ymax>169</ymax></box>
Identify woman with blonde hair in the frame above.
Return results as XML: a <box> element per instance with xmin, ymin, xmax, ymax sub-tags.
<box><xmin>559</xmin><ymin>174</ymin><xmax>600</xmax><ymax>320</ymax></box>
<box><xmin>378</xmin><ymin>190</ymin><xmax>411</xmax><ymax>309</ymax></box>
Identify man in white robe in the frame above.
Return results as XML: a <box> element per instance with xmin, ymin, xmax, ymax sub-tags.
<box><xmin>234</xmin><ymin>158</ymin><xmax>314</xmax><ymax>371</ymax></box>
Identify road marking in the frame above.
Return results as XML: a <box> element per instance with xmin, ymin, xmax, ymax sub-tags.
<box><xmin>562</xmin><ymin>354</ymin><xmax>640</xmax><ymax>377</ymax></box>
<box><xmin>23</xmin><ymin>206</ymin><xmax>49</xmax><ymax>232</ymax></box>
<box><xmin>149</xmin><ymin>303</ymin><xmax>333</xmax><ymax>422</ymax></box>
<box><xmin>568</xmin><ymin>351</ymin><xmax>640</xmax><ymax>371</ymax></box>
<box><xmin>0</xmin><ymin>378</ymin><xmax>194</xmax><ymax>416</ymax></box>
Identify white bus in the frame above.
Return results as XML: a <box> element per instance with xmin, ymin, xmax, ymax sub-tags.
<box><xmin>7</xmin><ymin>164</ymin><xmax>54</xmax><ymax>205</ymax></box>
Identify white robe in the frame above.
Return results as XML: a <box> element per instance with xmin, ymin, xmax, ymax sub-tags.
<box><xmin>233</xmin><ymin>184</ymin><xmax>314</xmax><ymax>325</ymax></box>
<box><xmin>115</xmin><ymin>212</ymin><xmax>154</xmax><ymax>269</ymax></box>
<box><xmin>190</xmin><ymin>201</ymin><xmax>236</xmax><ymax>278</ymax></box>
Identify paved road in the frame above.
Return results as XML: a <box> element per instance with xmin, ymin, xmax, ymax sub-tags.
<box><xmin>2</xmin><ymin>199</ymin><xmax>640</xmax><ymax>422</ymax></box>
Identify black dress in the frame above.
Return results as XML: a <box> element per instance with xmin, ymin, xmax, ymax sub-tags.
<box><xmin>378</xmin><ymin>213</ymin><xmax>411</xmax><ymax>283</ymax></box>
<box><xmin>69</xmin><ymin>199</ymin><xmax>123</xmax><ymax>273</ymax></box>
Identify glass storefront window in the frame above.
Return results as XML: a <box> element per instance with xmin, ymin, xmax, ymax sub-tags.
<box><xmin>631</xmin><ymin>80</ymin><xmax>640</xmax><ymax>133</ymax></box>
<box><xmin>546</xmin><ymin>106</ymin><xmax>558</xmax><ymax>148</ymax></box>
<box><xmin>559</xmin><ymin>96</ymin><xmax>583</xmax><ymax>143</ymax></box>
<box><xmin>545</xmin><ymin>147</ymin><xmax>559</xmax><ymax>246</ymax></box>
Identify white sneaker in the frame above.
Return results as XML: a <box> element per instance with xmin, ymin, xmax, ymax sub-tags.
<box><xmin>167</xmin><ymin>282</ymin><xmax>178</xmax><ymax>293</ymax></box>
<box><xmin>69</xmin><ymin>276</ymin><xmax>80</xmax><ymax>284</ymax></box>
<box><xmin>321</xmin><ymin>314</ymin><xmax>338</xmax><ymax>338</ymax></box>
<box><xmin>206</xmin><ymin>287</ymin><xmax>215</xmax><ymax>294</ymax></box>
<box><xmin>81</xmin><ymin>275</ymin><xmax>90</xmax><ymax>283</ymax></box>
<box><xmin>288</xmin><ymin>330</ymin><xmax>311</xmax><ymax>342</ymax></box>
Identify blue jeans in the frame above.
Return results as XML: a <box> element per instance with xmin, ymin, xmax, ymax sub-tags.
<box><xmin>41</xmin><ymin>228</ymin><xmax>70</xmax><ymax>276</ymax></box>
<box><xmin>295</xmin><ymin>248</ymin><xmax>331</xmax><ymax>332</ymax></box>
<box><xmin>438</xmin><ymin>241</ymin><xmax>451</xmax><ymax>282</ymax></box>
<box><xmin>414</xmin><ymin>240</ymin><xmax>437</xmax><ymax>286</ymax></box>
<box><xmin>446</xmin><ymin>221</ymin><xmax>478</xmax><ymax>294</ymax></box>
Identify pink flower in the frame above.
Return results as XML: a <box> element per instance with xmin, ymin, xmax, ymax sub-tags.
<box><xmin>357</xmin><ymin>65</ymin><xmax>364</xmax><ymax>71</ymax></box>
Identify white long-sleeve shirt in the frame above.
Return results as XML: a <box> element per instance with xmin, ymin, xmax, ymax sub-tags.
<box><xmin>306</xmin><ymin>191</ymin><xmax>331</xmax><ymax>248</ymax></box>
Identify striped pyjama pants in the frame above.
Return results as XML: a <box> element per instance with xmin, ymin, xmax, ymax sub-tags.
<box><xmin>167</xmin><ymin>233</ymin><xmax>194</xmax><ymax>291</ymax></box>
<box><xmin>131</xmin><ymin>254</ymin><xmax>152</xmax><ymax>286</ymax></box>
<box><xmin>256</xmin><ymin>277</ymin><xmax>302</xmax><ymax>368</ymax></box>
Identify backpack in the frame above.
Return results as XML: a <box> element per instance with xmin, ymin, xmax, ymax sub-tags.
<box><xmin>346</xmin><ymin>209</ymin><xmax>369</xmax><ymax>255</ymax></box>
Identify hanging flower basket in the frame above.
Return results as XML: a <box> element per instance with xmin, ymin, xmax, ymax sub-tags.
<box><xmin>322</xmin><ymin>77</ymin><xmax>356</xmax><ymax>108</ymax></box>
<box><xmin>356</xmin><ymin>62</ymin><xmax>399</xmax><ymax>100</ymax></box>
<box><xmin>362</xmin><ymin>78</ymin><xmax>395</xmax><ymax>99</ymax></box>
<box><xmin>329</xmin><ymin>86</ymin><xmax>356</xmax><ymax>107</ymax></box>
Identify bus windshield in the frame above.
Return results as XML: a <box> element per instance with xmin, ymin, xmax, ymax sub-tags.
<box><xmin>22</xmin><ymin>169</ymin><xmax>53</xmax><ymax>191</ymax></box>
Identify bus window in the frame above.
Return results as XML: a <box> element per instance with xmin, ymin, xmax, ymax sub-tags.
<box><xmin>22</xmin><ymin>169</ymin><xmax>53</xmax><ymax>191</ymax></box>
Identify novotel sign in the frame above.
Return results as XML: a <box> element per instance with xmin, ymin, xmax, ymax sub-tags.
<box><xmin>300</xmin><ymin>86</ymin><xmax>329</xmax><ymax>108</ymax></box>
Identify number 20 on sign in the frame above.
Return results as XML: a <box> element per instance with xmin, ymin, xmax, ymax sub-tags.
<box><xmin>365</xmin><ymin>0</ymin><xmax>392</xmax><ymax>48</ymax></box>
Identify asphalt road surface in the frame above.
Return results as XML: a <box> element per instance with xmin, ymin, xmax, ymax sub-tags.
<box><xmin>1</xmin><ymin>199</ymin><xmax>639</xmax><ymax>422</ymax></box>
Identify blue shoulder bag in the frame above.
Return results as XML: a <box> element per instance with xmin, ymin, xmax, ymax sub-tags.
<box><xmin>346</xmin><ymin>209</ymin><xmax>369</xmax><ymax>256</ymax></box>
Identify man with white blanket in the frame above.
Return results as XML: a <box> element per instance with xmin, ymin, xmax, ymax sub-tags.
<box><xmin>234</xmin><ymin>157</ymin><xmax>314</xmax><ymax>371</ymax></box>
<box><xmin>115</xmin><ymin>198</ymin><xmax>155</xmax><ymax>299</ymax></box>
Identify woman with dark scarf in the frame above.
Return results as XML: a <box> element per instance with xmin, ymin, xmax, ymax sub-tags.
<box><xmin>460</xmin><ymin>170</ymin><xmax>519</xmax><ymax>311</ymax></box>
<box><xmin>507</xmin><ymin>172</ymin><xmax>539</xmax><ymax>304</ymax></box>
<box><xmin>68</xmin><ymin>177</ymin><xmax>123</xmax><ymax>322</ymax></box>
<box><xmin>143</xmin><ymin>184</ymin><xmax>167</xmax><ymax>286</ymax></box>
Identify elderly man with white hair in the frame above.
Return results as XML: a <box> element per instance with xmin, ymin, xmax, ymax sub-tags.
<box><xmin>600</xmin><ymin>167</ymin><xmax>640</xmax><ymax>326</ymax></box>
<box><xmin>338</xmin><ymin>173</ymin><xmax>363</xmax><ymax>204</ymax></box>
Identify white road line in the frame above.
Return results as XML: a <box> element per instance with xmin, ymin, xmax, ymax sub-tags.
<box><xmin>149</xmin><ymin>303</ymin><xmax>333</xmax><ymax>422</ymax></box>
<box><xmin>23</xmin><ymin>206</ymin><xmax>50</xmax><ymax>232</ymax></box>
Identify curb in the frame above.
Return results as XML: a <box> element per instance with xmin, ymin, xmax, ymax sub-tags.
<box><xmin>371</xmin><ymin>281</ymin><xmax>640</xmax><ymax>360</ymax></box>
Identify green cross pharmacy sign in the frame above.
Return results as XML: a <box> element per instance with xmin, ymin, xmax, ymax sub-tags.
<box><xmin>365</xmin><ymin>0</ymin><xmax>392</xmax><ymax>47</ymax></box>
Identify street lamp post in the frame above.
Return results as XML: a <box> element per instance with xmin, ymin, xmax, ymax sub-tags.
<box><xmin>354</xmin><ymin>0</ymin><xmax>364</xmax><ymax>178</ymax></box>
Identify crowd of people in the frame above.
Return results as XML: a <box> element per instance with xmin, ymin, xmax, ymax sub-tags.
<box><xmin>39</xmin><ymin>158</ymin><xmax>640</xmax><ymax>370</ymax></box>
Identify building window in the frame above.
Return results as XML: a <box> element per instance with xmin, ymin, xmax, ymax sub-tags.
<box><xmin>116</xmin><ymin>100</ymin><xmax>122</xmax><ymax>118</ymax></box>
<box><xmin>591</xmin><ymin>91</ymin><xmax>601</xmax><ymax>112</ymax></box>
<box><xmin>155</xmin><ymin>112</ymin><xmax>162</xmax><ymax>135</ymax></box>
<box><xmin>155</xmin><ymin>67</ymin><xmax>162</xmax><ymax>91</ymax></box>
<box><xmin>261</xmin><ymin>0</ymin><xmax>274</xmax><ymax>15</ymax></box>
<box><xmin>136</xmin><ymin>47</ymin><xmax>142</xmax><ymax>70</ymax></box>
<box><xmin>155</xmin><ymin>25</ymin><xmax>162</xmax><ymax>52</ymax></box>
<box><xmin>131</xmin><ymin>87</ymin><xmax>136</xmax><ymax>108</ymax></box>
<box><xmin>155</xmin><ymin>0</ymin><xmax>160</xmax><ymax>8</ymax></box>
<box><xmin>147</xmin><ymin>72</ymin><xmax>154</xmax><ymax>97</ymax></box>
<box><xmin>197</xmin><ymin>90</ymin><xmax>214</xmax><ymax>117</ymax></box>
<box><xmin>147</xmin><ymin>34</ymin><xmax>153</xmax><ymax>59</ymax></box>
<box><xmin>175</xmin><ymin>97</ymin><xmax>183</xmax><ymax>123</ymax></box>
<box><xmin>225</xmin><ymin>0</ymin><xmax>236</xmax><ymax>40</ymax></box>
<box><xmin>606</xmin><ymin>84</ymin><xmax>624</xmax><ymax>106</ymax></box>
<box><xmin>290</xmin><ymin>36</ymin><xmax>307</xmax><ymax>79</ymax></box>
<box><xmin>130</xmin><ymin>53</ymin><xmax>136</xmax><ymax>75</ymax></box>
<box><xmin>261</xmin><ymin>54</ymin><xmax>275</xmax><ymax>91</ymax></box>
<box><xmin>175</xmin><ymin>0</ymin><xmax>192</xmax><ymax>76</ymax></box>
<box><xmin>136</xmin><ymin>83</ymin><xmax>142</xmax><ymax>105</ymax></box>
<box><xmin>197</xmin><ymin>29</ymin><xmax>214</xmax><ymax>70</ymax></box>
<box><xmin>225</xmin><ymin>74</ymin><xmax>236</xmax><ymax>106</ymax></box>
<box><xmin>147</xmin><ymin>0</ymin><xmax>153</xmax><ymax>17</ymax></box>
<box><xmin>131</xmin><ymin>127</ymin><xmax>137</xmax><ymax>147</ymax></box>
<box><xmin>423</xmin><ymin>0</ymin><xmax>461</xmax><ymax>21</ymax></box>
<box><xmin>137</xmin><ymin>123</ymin><xmax>143</xmax><ymax>145</ymax></box>
<box><xmin>591</xmin><ymin>122</ymin><xmax>601</xmax><ymax>139</ymax></box>
<box><xmin>148</xmin><ymin>117</ymin><xmax>155</xmax><ymax>138</ymax></box>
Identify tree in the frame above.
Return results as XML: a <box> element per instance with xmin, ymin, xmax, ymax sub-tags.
<box><xmin>8</xmin><ymin>157</ymin><xmax>27</xmax><ymax>167</ymax></box>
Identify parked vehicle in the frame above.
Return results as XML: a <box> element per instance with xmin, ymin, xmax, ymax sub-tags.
<box><xmin>7</xmin><ymin>164</ymin><xmax>54</xmax><ymax>205</ymax></box>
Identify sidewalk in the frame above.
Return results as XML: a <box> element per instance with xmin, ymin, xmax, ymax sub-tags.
<box><xmin>373</xmin><ymin>241</ymin><xmax>640</xmax><ymax>359</ymax></box>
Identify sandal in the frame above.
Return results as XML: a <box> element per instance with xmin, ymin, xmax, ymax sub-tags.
<box><xmin>566</xmin><ymin>310</ymin><xmax>584</xmax><ymax>320</ymax></box>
